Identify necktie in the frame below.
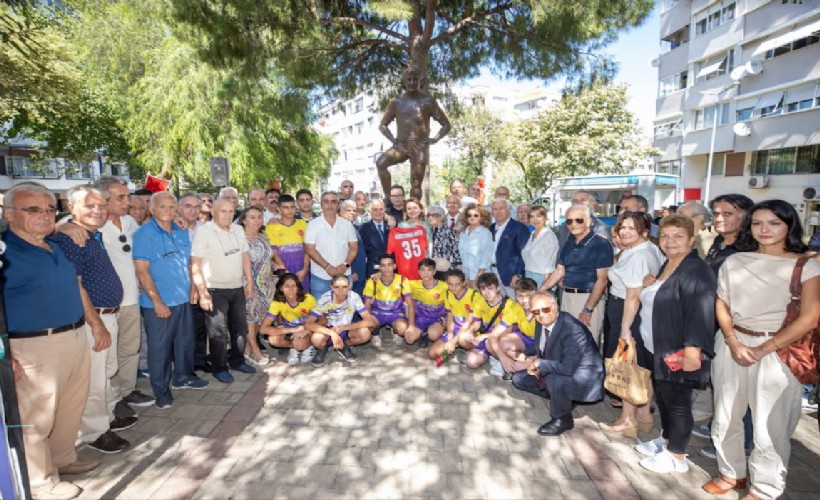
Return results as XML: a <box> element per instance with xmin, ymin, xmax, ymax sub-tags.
<box><xmin>539</xmin><ymin>326</ymin><xmax>549</xmax><ymax>355</ymax></box>
<box><xmin>377</xmin><ymin>223</ymin><xmax>385</xmax><ymax>241</ymax></box>
<box><xmin>450</xmin><ymin>217</ymin><xmax>455</xmax><ymax>229</ymax></box>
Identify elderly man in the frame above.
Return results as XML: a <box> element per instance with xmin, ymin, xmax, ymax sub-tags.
<box><xmin>677</xmin><ymin>201</ymin><xmax>713</xmax><ymax>259</ymax></box>
<box><xmin>264</xmin><ymin>188</ymin><xmax>281</xmax><ymax>224</ymax></box>
<box><xmin>191</xmin><ymin>198</ymin><xmax>256</xmax><ymax>384</ymax></box>
<box><xmin>511</xmin><ymin>292</ymin><xmax>604</xmax><ymax>436</ymax></box>
<box><xmin>360</xmin><ymin>199</ymin><xmax>390</xmax><ymax>278</ymax></box>
<box><xmin>295</xmin><ymin>188</ymin><xmax>318</xmax><ymax>220</ymax></box>
<box><xmin>304</xmin><ymin>191</ymin><xmax>359</xmax><ymax>299</ymax></box>
<box><xmin>339</xmin><ymin>180</ymin><xmax>354</xmax><ymax>201</ymax></box>
<box><xmin>448</xmin><ymin>179</ymin><xmax>478</xmax><ymax>209</ymax></box>
<box><xmin>516</xmin><ymin>203</ymin><xmax>532</xmax><ymax>227</ymax></box>
<box><xmin>444</xmin><ymin>195</ymin><xmax>462</xmax><ymax>231</ymax></box>
<box><xmin>557</xmin><ymin>190</ymin><xmax>610</xmax><ymax>248</ymax></box>
<box><xmin>3</xmin><ymin>182</ymin><xmax>98</xmax><ymax>499</ymax></box>
<box><xmin>340</xmin><ymin>199</ymin><xmax>367</xmax><ymax>295</ymax></box>
<box><xmin>542</xmin><ymin>205</ymin><xmax>613</xmax><ymax>346</ymax></box>
<box><xmin>490</xmin><ymin>198</ymin><xmax>530</xmax><ymax>298</ymax></box>
<box><xmin>266</xmin><ymin>194</ymin><xmax>310</xmax><ymax>290</ymax></box>
<box><xmin>133</xmin><ymin>192</ymin><xmax>209</xmax><ymax>408</ymax></box>
<box><xmin>52</xmin><ymin>186</ymin><xmax>132</xmax><ymax>455</ymax></box>
<box><xmin>621</xmin><ymin>194</ymin><xmax>658</xmax><ymax>238</ymax></box>
<box><xmin>246</xmin><ymin>188</ymin><xmax>265</xmax><ymax>209</ymax></box>
<box><xmin>95</xmin><ymin>177</ymin><xmax>156</xmax><ymax>412</ymax></box>
<box><xmin>129</xmin><ymin>194</ymin><xmax>149</xmax><ymax>225</ymax></box>
<box><xmin>218</xmin><ymin>186</ymin><xmax>240</xmax><ymax>208</ymax></box>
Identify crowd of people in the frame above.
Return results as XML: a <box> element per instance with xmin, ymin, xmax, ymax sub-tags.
<box><xmin>1</xmin><ymin>176</ymin><xmax>818</xmax><ymax>500</ymax></box>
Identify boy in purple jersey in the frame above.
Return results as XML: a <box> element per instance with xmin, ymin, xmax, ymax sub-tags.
<box><xmin>363</xmin><ymin>254</ymin><xmax>415</xmax><ymax>343</ymax></box>
<box><xmin>408</xmin><ymin>258</ymin><xmax>448</xmax><ymax>349</ymax></box>
<box><xmin>431</xmin><ymin>269</ymin><xmax>480</xmax><ymax>360</ymax></box>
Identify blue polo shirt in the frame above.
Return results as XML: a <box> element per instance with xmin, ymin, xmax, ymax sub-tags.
<box><xmin>132</xmin><ymin>219</ymin><xmax>191</xmax><ymax>308</ymax></box>
<box><xmin>558</xmin><ymin>231</ymin><xmax>613</xmax><ymax>290</ymax></box>
<box><xmin>1</xmin><ymin>229</ymin><xmax>84</xmax><ymax>332</ymax></box>
<box><xmin>52</xmin><ymin>229</ymin><xmax>124</xmax><ymax>308</ymax></box>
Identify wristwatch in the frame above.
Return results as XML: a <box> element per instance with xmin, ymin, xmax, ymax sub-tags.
<box><xmin>582</xmin><ymin>306</ymin><xmax>594</xmax><ymax>314</ymax></box>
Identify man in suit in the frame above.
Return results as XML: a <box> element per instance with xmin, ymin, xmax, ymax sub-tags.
<box><xmin>359</xmin><ymin>199</ymin><xmax>390</xmax><ymax>278</ymax></box>
<box><xmin>489</xmin><ymin>198</ymin><xmax>530</xmax><ymax>298</ymax></box>
<box><xmin>511</xmin><ymin>292</ymin><xmax>604</xmax><ymax>436</ymax></box>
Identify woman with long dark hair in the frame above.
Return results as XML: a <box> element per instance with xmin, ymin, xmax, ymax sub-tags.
<box><xmin>259</xmin><ymin>273</ymin><xmax>316</xmax><ymax>365</ymax></box>
<box><xmin>704</xmin><ymin>200</ymin><xmax>819</xmax><ymax>499</ymax></box>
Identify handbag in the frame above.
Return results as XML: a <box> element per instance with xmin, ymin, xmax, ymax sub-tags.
<box><xmin>604</xmin><ymin>337</ymin><xmax>652</xmax><ymax>405</ymax></box>
<box><xmin>776</xmin><ymin>257</ymin><xmax>820</xmax><ymax>385</ymax></box>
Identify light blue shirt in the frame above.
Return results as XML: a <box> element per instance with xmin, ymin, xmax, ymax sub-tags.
<box><xmin>458</xmin><ymin>226</ymin><xmax>493</xmax><ymax>280</ymax></box>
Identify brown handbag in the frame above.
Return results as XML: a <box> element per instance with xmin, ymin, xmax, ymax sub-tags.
<box><xmin>777</xmin><ymin>257</ymin><xmax>820</xmax><ymax>385</ymax></box>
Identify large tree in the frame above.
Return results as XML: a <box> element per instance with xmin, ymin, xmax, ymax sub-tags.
<box><xmin>170</xmin><ymin>0</ymin><xmax>653</xmax><ymax>98</ymax></box>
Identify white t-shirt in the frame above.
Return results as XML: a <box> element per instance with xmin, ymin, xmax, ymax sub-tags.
<box><xmin>638</xmin><ymin>279</ymin><xmax>665</xmax><ymax>354</ymax></box>
<box><xmin>522</xmin><ymin>228</ymin><xmax>559</xmax><ymax>275</ymax></box>
<box><xmin>304</xmin><ymin>215</ymin><xmax>357</xmax><ymax>280</ymax></box>
<box><xmin>100</xmin><ymin>215</ymin><xmax>140</xmax><ymax>306</ymax></box>
<box><xmin>191</xmin><ymin>222</ymin><xmax>249</xmax><ymax>289</ymax></box>
<box><xmin>312</xmin><ymin>291</ymin><xmax>367</xmax><ymax>327</ymax></box>
<box><xmin>607</xmin><ymin>241</ymin><xmax>664</xmax><ymax>299</ymax></box>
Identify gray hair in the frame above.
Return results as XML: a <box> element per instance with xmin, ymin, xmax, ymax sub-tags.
<box><xmin>491</xmin><ymin>197</ymin><xmax>510</xmax><ymax>209</ymax></box>
<box><xmin>212</xmin><ymin>197</ymin><xmax>234</xmax><ymax>212</ymax></box>
<box><xmin>93</xmin><ymin>175</ymin><xmax>128</xmax><ymax>193</ymax></box>
<box><xmin>150</xmin><ymin>191</ymin><xmax>177</xmax><ymax>208</ymax></box>
<box><xmin>219</xmin><ymin>186</ymin><xmax>239</xmax><ymax>198</ymax></box>
<box><xmin>678</xmin><ymin>201</ymin><xmax>711</xmax><ymax>223</ymax></box>
<box><xmin>531</xmin><ymin>291</ymin><xmax>557</xmax><ymax>305</ymax></box>
<box><xmin>248</xmin><ymin>188</ymin><xmax>265</xmax><ymax>197</ymax></box>
<box><xmin>369</xmin><ymin>199</ymin><xmax>384</xmax><ymax>210</ymax></box>
<box><xmin>340</xmin><ymin>199</ymin><xmax>357</xmax><ymax>211</ymax></box>
<box><xmin>5</xmin><ymin>181</ymin><xmax>56</xmax><ymax>208</ymax></box>
<box><xmin>67</xmin><ymin>185</ymin><xmax>107</xmax><ymax>206</ymax></box>
<box><xmin>566</xmin><ymin>204</ymin><xmax>591</xmax><ymax>219</ymax></box>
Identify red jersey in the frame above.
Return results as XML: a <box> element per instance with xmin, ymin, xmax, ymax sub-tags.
<box><xmin>386</xmin><ymin>225</ymin><xmax>428</xmax><ymax>280</ymax></box>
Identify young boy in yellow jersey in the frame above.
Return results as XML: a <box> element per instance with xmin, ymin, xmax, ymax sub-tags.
<box><xmin>458</xmin><ymin>273</ymin><xmax>528</xmax><ymax>372</ymax></box>
<box><xmin>434</xmin><ymin>269</ymin><xmax>480</xmax><ymax>361</ymax></box>
<box><xmin>407</xmin><ymin>258</ymin><xmax>448</xmax><ymax>349</ymax></box>
<box><xmin>485</xmin><ymin>278</ymin><xmax>538</xmax><ymax>380</ymax></box>
<box><xmin>363</xmin><ymin>254</ymin><xmax>415</xmax><ymax>343</ymax></box>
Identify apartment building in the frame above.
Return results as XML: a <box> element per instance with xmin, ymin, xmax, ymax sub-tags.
<box><xmin>653</xmin><ymin>0</ymin><xmax>820</xmax><ymax>235</ymax></box>
<box><xmin>315</xmin><ymin>84</ymin><xmax>559</xmax><ymax>195</ymax></box>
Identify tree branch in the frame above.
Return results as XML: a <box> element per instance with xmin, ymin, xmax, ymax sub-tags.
<box><xmin>322</xmin><ymin>16</ymin><xmax>409</xmax><ymax>45</ymax></box>
<box><xmin>422</xmin><ymin>0</ymin><xmax>436</xmax><ymax>43</ymax></box>
<box><xmin>430</xmin><ymin>2</ymin><xmax>515</xmax><ymax>46</ymax></box>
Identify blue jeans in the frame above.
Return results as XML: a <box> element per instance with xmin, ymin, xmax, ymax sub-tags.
<box><xmin>310</xmin><ymin>274</ymin><xmax>332</xmax><ymax>300</ymax></box>
<box><xmin>142</xmin><ymin>303</ymin><xmax>195</xmax><ymax>404</ymax></box>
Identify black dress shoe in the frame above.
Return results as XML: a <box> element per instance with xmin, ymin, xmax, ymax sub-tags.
<box><xmin>537</xmin><ymin>416</ymin><xmax>574</xmax><ymax>436</ymax></box>
<box><xmin>194</xmin><ymin>362</ymin><xmax>213</xmax><ymax>374</ymax></box>
<box><xmin>502</xmin><ymin>372</ymin><xmax>513</xmax><ymax>382</ymax></box>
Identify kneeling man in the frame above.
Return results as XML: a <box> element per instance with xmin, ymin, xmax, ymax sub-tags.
<box><xmin>512</xmin><ymin>292</ymin><xmax>604</xmax><ymax>436</ymax></box>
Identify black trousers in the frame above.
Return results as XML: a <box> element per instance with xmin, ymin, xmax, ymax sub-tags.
<box><xmin>655</xmin><ymin>379</ymin><xmax>695</xmax><ymax>454</ymax></box>
<box><xmin>204</xmin><ymin>287</ymin><xmax>248</xmax><ymax>372</ymax></box>
<box><xmin>192</xmin><ymin>303</ymin><xmax>208</xmax><ymax>366</ymax></box>
<box><xmin>511</xmin><ymin>371</ymin><xmax>573</xmax><ymax>419</ymax></box>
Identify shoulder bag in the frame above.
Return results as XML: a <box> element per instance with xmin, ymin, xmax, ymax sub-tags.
<box><xmin>777</xmin><ymin>257</ymin><xmax>820</xmax><ymax>385</ymax></box>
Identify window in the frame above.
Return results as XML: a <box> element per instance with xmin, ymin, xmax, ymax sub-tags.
<box><xmin>8</xmin><ymin>156</ymin><xmax>60</xmax><ymax>178</ymax></box>
<box><xmin>694</xmin><ymin>103</ymin><xmax>730</xmax><ymax>130</ymax></box>
<box><xmin>0</xmin><ymin>156</ymin><xmax>6</xmax><ymax>176</ymax></box>
<box><xmin>656</xmin><ymin>160</ymin><xmax>681</xmax><ymax>175</ymax></box>
<box><xmin>659</xmin><ymin>71</ymin><xmax>688</xmax><ymax>97</ymax></box>
<box><xmin>653</xmin><ymin>119</ymin><xmax>682</xmax><ymax>139</ymax></box>
<box><xmin>784</xmin><ymin>83</ymin><xmax>818</xmax><ymax>113</ymax></box>
<box><xmin>696</xmin><ymin>50</ymin><xmax>734</xmax><ymax>83</ymax></box>
<box><xmin>110</xmin><ymin>164</ymin><xmax>129</xmax><ymax>178</ymax></box>
<box><xmin>355</xmin><ymin>122</ymin><xmax>364</xmax><ymax>134</ymax></box>
<box><xmin>354</xmin><ymin>97</ymin><xmax>363</xmax><ymax>113</ymax></box>
<box><xmin>755</xmin><ymin>92</ymin><xmax>784</xmax><ymax>118</ymax></box>
<box><xmin>710</xmin><ymin>154</ymin><xmax>726</xmax><ymax>176</ymax></box>
<box><xmin>764</xmin><ymin>31</ymin><xmax>820</xmax><ymax>60</ymax></box>
<box><xmin>693</xmin><ymin>2</ymin><xmax>735</xmax><ymax>38</ymax></box>
<box><xmin>660</xmin><ymin>25</ymin><xmax>689</xmax><ymax>53</ymax></box>
<box><xmin>751</xmin><ymin>146</ymin><xmax>820</xmax><ymax>175</ymax></box>
<box><xmin>65</xmin><ymin>160</ymin><xmax>92</xmax><ymax>180</ymax></box>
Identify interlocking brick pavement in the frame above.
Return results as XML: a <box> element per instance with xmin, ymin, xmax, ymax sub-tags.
<box><xmin>66</xmin><ymin>336</ymin><xmax>820</xmax><ymax>499</ymax></box>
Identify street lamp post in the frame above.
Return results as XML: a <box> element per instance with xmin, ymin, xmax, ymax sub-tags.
<box><xmin>701</xmin><ymin>81</ymin><xmax>738</xmax><ymax>205</ymax></box>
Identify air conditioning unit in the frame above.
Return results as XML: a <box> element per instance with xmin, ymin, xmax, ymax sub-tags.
<box><xmin>748</xmin><ymin>175</ymin><xmax>769</xmax><ymax>189</ymax></box>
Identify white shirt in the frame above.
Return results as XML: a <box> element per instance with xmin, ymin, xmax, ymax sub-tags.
<box><xmin>191</xmin><ymin>222</ymin><xmax>249</xmax><ymax>289</ymax></box>
<box><xmin>539</xmin><ymin>323</ymin><xmax>553</xmax><ymax>354</ymax></box>
<box><xmin>522</xmin><ymin>228</ymin><xmax>559</xmax><ymax>276</ymax></box>
<box><xmin>492</xmin><ymin>218</ymin><xmax>509</xmax><ymax>265</ymax></box>
<box><xmin>445</xmin><ymin>213</ymin><xmax>460</xmax><ymax>230</ymax></box>
<box><xmin>263</xmin><ymin>210</ymin><xmax>280</xmax><ymax>225</ymax></box>
<box><xmin>100</xmin><ymin>215</ymin><xmax>140</xmax><ymax>306</ymax></box>
<box><xmin>638</xmin><ymin>280</ymin><xmax>665</xmax><ymax>354</ymax></box>
<box><xmin>607</xmin><ymin>241</ymin><xmax>664</xmax><ymax>299</ymax></box>
<box><xmin>304</xmin><ymin>214</ymin><xmax>357</xmax><ymax>280</ymax></box>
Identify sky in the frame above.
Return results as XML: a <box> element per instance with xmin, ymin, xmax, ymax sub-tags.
<box><xmin>469</xmin><ymin>3</ymin><xmax>660</xmax><ymax>138</ymax></box>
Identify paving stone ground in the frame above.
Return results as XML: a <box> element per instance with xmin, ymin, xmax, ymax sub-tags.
<box><xmin>68</xmin><ymin>336</ymin><xmax>820</xmax><ymax>499</ymax></box>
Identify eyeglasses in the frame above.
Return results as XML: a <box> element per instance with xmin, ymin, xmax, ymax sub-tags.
<box><xmin>119</xmin><ymin>234</ymin><xmax>131</xmax><ymax>252</ymax></box>
<box><xmin>427</xmin><ymin>213</ymin><xmax>441</xmax><ymax>218</ymax></box>
<box><xmin>467</xmin><ymin>213</ymin><xmax>480</xmax><ymax>218</ymax></box>
<box><xmin>216</xmin><ymin>232</ymin><xmax>241</xmax><ymax>256</ymax></box>
<box><xmin>531</xmin><ymin>306</ymin><xmax>553</xmax><ymax>315</ymax></box>
<box><xmin>564</xmin><ymin>218</ymin><xmax>586</xmax><ymax>226</ymax></box>
<box><xmin>7</xmin><ymin>206</ymin><xmax>57</xmax><ymax>215</ymax></box>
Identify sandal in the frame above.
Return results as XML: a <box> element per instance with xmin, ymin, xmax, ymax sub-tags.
<box><xmin>245</xmin><ymin>352</ymin><xmax>271</xmax><ymax>367</ymax></box>
<box><xmin>598</xmin><ymin>419</ymin><xmax>638</xmax><ymax>438</ymax></box>
<box><xmin>703</xmin><ymin>476</ymin><xmax>747</xmax><ymax>495</ymax></box>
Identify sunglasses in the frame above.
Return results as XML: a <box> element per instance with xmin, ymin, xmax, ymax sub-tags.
<box><xmin>564</xmin><ymin>218</ymin><xmax>586</xmax><ymax>226</ymax></box>
<box><xmin>119</xmin><ymin>234</ymin><xmax>131</xmax><ymax>252</ymax></box>
<box><xmin>467</xmin><ymin>213</ymin><xmax>480</xmax><ymax>218</ymax></box>
<box><xmin>531</xmin><ymin>306</ymin><xmax>553</xmax><ymax>315</ymax></box>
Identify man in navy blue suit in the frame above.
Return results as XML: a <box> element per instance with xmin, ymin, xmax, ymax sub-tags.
<box><xmin>489</xmin><ymin>198</ymin><xmax>530</xmax><ymax>298</ymax></box>
<box><xmin>512</xmin><ymin>293</ymin><xmax>604</xmax><ymax>436</ymax></box>
<box><xmin>359</xmin><ymin>199</ymin><xmax>390</xmax><ymax>278</ymax></box>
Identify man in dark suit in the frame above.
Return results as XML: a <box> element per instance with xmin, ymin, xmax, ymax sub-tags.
<box><xmin>490</xmin><ymin>198</ymin><xmax>530</xmax><ymax>297</ymax></box>
<box><xmin>359</xmin><ymin>199</ymin><xmax>390</xmax><ymax>278</ymax></box>
<box><xmin>512</xmin><ymin>293</ymin><xmax>604</xmax><ymax>436</ymax></box>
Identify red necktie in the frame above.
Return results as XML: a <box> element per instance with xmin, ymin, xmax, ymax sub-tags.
<box><xmin>450</xmin><ymin>217</ymin><xmax>455</xmax><ymax>229</ymax></box>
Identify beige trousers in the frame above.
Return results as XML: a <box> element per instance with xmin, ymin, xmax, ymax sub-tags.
<box><xmin>111</xmin><ymin>304</ymin><xmax>140</xmax><ymax>400</ymax></box>
<box><xmin>712</xmin><ymin>330</ymin><xmax>803</xmax><ymax>500</ymax></box>
<box><xmin>80</xmin><ymin>312</ymin><xmax>119</xmax><ymax>442</ymax></box>
<box><xmin>11</xmin><ymin>328</ymin><xmax>90</xmax><ymax>487</ymax></box>
<box><xmin>561</xmin><ymin>291</ymin><xmax>605</xmax><ymax>346</ymax></box>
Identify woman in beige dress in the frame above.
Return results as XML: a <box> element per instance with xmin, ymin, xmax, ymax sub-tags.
<box><xmin>705</xmin><ymin>200</ymin><xmax>820</xmax><ymax>500</ymax></box>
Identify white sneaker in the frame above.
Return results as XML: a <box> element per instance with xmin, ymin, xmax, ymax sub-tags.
<box><xmin>639</xmin><ymin>449</ymin><xmax>689</xmax><ymax>473</ymax></box>
<box><xmin>635</xmin><ymin>435</ymin><xmax>667</xmax><ymax>457</ymax></box>
<box><xmin>488</xmin><ymin>357</ymin><xmax>504</xmax><ymax>377</ymax></box>
<box><xmin>371</xmin><ymin>334</ymin><xmax>382</xmax><ymax>349</ymax></box>
<box><xmin>300</xmin><ymin>346</ymin><xmax>316</xmax><ymax>364</ymax></box>
<box><xmin>287</xmin><ymin>348</ymin><xmax>300</xmax><ymax>365</ymax></box>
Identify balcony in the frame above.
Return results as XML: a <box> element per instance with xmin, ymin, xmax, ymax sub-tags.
<box><xmin>682</xmin><ymin>124</ymin><xmax>736</xmax><ymax>157</ymax></box>
<box><xmin>734</xmin><ymin>107</ymin><xmax>820</xmax><ymax>153</ymax></box>
<box><xmin>660</xmin><ymin>0</ymin><xmax>692</xmax><ymax>40</ymax></box>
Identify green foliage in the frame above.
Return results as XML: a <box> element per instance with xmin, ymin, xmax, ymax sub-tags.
<box><xmin>67</xmin><ymin>0</ymin><xmax>332</xmax><ymax>191</ymax></box>
<box><xmin>169</xmin><ymin>0</ymin><xmax>653</xmax><ymax>99</ymax></box>
<box><xmin>520</xmin><ymin>83</ymin><xmax>654</xmax><ymax>194</ymax></box>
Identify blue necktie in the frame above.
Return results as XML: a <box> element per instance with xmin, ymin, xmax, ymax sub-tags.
<box><xmin>377</xmin><ymin>223</ymin><xmax>385</xmax><ymax>241</ymax></box>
